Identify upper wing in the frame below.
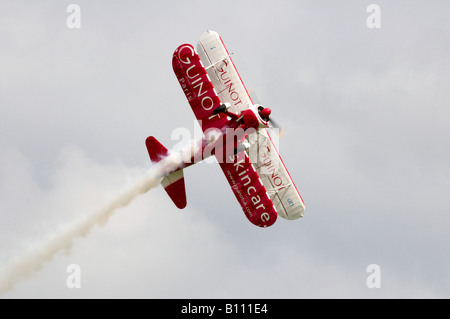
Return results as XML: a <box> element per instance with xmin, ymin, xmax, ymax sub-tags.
<box><xmin>218</xmin><ymin>150</ymin><xmax>277</xmax><ymax>228</ymax></box>
<box><xmin>248</xmin><ymin>129</ymin><xmax>305</xmax><ymax>220</ymax></box>
<box><xmin>172</xmin><ymin>43</ymin><xmax>230</xmax><ymax>133</ymax></box>
<box><xmin>197</xmin><ymin>30</ymin><xmax>253</xmax><ymax>115</ymax></box>
<box><xmin>197</xmin><ymin>31</ymin><xmax>305</xmax><ymax>220</ymax></box>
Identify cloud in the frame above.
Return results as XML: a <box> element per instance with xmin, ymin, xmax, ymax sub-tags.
<box><xmin>0</xmin><ymin>146</ymin><xmax>378</xmax><ymax>298</ymax></box>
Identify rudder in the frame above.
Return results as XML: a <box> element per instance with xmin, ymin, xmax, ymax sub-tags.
<box><xmin>145</xmin><ymin>136</ymin><xmax>187</xmax><ymax>209</ymax></box>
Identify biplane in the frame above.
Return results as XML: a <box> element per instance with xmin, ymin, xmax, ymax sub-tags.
<box><xmin>146</xmin><ymin>30</ymin><xmax>305</xmax><ymax>227</ymax></box>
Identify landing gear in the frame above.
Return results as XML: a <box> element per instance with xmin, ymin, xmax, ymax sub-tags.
<box><xmin>212</xmin><ymin>102</ymin><xmax>231</xmax><ymax>114</ymax></box>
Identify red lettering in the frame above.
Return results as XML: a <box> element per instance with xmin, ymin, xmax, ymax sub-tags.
<box><xmin>273</xmin><ymin>176</ymin><xmax>283</xmax><ymax>187</ymax></box>
<box><xmin>220</xmin><ymin>70</ymin><xmax>229</xmax><ymax>81</ymax></box>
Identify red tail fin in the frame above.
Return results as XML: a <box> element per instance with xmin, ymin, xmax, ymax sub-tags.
<box><xmin>146</xmin><ymin>136</ymin><xmax>169</xmax><ymax>163</ymax></box>
<box><xmin>145</xmin><ymin>136</ymin><xmax>187</xmax><ymax>209</ymax></box>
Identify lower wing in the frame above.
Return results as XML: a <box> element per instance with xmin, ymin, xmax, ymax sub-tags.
<box><xmin>218</xmin><ymin>149</ymin><xmax>278</xmax><ymax>228</ymax></box>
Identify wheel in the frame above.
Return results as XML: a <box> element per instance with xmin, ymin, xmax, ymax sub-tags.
<box><xmin>213</xmin><ymin>103</ymin><xmax>228</xmax><ymax>114</ymax></box>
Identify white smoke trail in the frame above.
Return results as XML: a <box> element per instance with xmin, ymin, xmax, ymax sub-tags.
<box><xmin>0</xmin><ymin>141</ymin><xmax>197</xmax><ymax>296</ymax></box>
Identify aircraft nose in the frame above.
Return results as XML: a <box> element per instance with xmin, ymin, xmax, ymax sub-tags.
<box><xmin>260</xmin><ymin>108</ymin><xmax>271</xmax><ymax>119</ymax></box>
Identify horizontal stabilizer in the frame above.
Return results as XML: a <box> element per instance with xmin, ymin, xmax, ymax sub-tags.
<box><xmin>145</xmin><ymin>136</ymin><xmax>187</xmax><ymax>209</ymax></box>
<box><xmin>161</xmin><ymin>170</ymin><xmax>187</xmax><ymax>209</ymax></box>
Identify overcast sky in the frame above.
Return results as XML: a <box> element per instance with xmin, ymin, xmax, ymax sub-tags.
<box><xmin>1</xmin><ymin>0</ymin><xmax>449</xmax><ymax>298</ymax></box>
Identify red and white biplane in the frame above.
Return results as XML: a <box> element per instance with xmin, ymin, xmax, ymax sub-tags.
<box><xmin>146</xmin><ymin>31</ymin><xmax>305</xmax><ymax>227</ymax></box>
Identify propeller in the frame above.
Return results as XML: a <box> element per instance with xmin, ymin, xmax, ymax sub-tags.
<box><xmin>267</xmin><ymin>116</ymin><xmax>284</xmax><ymax>138</ymax></box>
<box><xmin>249</xmin><ymin>88</ymin><xmax>284</xmax><ymax>138</ymax></box>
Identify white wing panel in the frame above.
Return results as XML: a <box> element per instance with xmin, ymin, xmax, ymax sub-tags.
<box><xmin>198</xmin><ymin>30</ymin><xmax>305</xmax><ymax>220</ymax></box>
<box><xmin>248</xmin><ymin>128</ymin><xmax>305</xmax><ymax>220</ymax></box>
<box><xmin>197</xmin><ymin>30</ymin><xmax>252</xmax><ymax>114</ymax></box>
